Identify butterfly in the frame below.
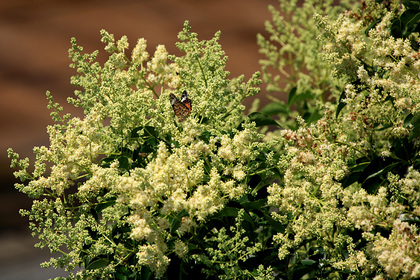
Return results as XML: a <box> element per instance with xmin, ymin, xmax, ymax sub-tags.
<box><xmin>169</xmin><ymin>91</ymin><xmax>192</xmax><ymax>122</ymax></box>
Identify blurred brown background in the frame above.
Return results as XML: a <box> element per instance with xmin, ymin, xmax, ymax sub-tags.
<box><xmin>0</xmin><ymin>0</ymin><xmax>277</xmax><ymax>278</ymax></box>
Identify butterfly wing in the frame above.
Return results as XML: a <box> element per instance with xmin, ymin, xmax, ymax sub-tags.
<box><xmin>180</xmin><ymin>90</ymin><xmax>192</xmax><ymax>114</ymax></box>
<box><xmin>170</xmin><ymin>92</ymin><xmax>191</xmax><ymax>122</ymax></box>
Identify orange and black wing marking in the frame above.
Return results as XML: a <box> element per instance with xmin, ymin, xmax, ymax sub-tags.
<box><xmin>169</xmin><ymin>91</ymin><xmax>192</xmax><ymax>122</ymax></box>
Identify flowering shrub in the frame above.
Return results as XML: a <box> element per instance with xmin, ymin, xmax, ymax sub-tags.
<box><xmin>260</xmin><ymin>0</ymin><xmax>420</xmax><ymax>279</ymax></box>
<box><xmin>8</xmin><ymin>21</ymin><xmax>276</xmax><ymax>279</ymax></box>
<box><xmin>7</xmin><ymin>0</ymin><xmax>420</xmax><ymax>279</ymax></box>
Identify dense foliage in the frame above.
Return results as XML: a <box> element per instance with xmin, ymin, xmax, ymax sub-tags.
<box><xmin>8</xmin><ymin>0</ymin><xmax>420</xmax><ymax>279</ymax></box>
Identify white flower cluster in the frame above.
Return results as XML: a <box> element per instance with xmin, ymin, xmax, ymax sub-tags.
<box><xmin>146</xmin><ymin>45</ymin><xmax>180</xmax><ymax>88</ymax></box>
<box><xmin>108</xmin><ymin>124</ymin><xmax>263</xmax><ymax>275</ymax></box>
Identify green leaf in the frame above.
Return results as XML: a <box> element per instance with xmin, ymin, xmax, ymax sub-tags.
<box><xmin>409</xmin><ymin>112</ymin><xmax>420</xmax><ymax>140</ymax></box>
<box><xmin>341</xmin><ymin>158</ymin><xmax>370</xmax><ymax>188</ymax></box>
<box><xmin>131</xmin><ymin>125</ymin><xmax>159</xmax><ymax>139</ymax></box>
<box><xmin>288</xmin><ymin>88</ymin><xmax>315</xmax><ymax>107</ymax></box>
<box><xmin>95</xmin><ymin>198</ymin><xmax>116</xmax><ymax>213</ymax></box>
<box><xmin>140</xmin><ymin>137</ymin><xmax>158</xmax><ymax>153</ymax></box>
<box><xmin>350</xmin><ymin>160</ymin><xmax>370</xmax><ymax>173</ymax></box>
<box><xmin>391</xmin><ymin>4</ymin><xmax>420</xmax><ymax>39</ymax></box>
<box><xmin>240</xmin><ymin>198</ymin><xmax>267</xmax><ymax>212</ymax></box>
<box><xmin>403</xmin><ymin>113</ymin><xmax>414</xmax><ymax>127</ymax></box>
<box><xmin>364</xmin><ymin>162</ymin><xmax>398</xmax><ymax>182</ymax></box>
<box><xmin>264</xmin><ymin>212</ymin><xmax>284</xmax><ymax>233</ymax></box>
<box><xmin>303</xmin><ymin>109</ymin><xmax>323</xmax><ymax>124</ymax></box>
<box><xmin>337</xmin><ymin>79</ymin><xmax>361</xmax><ymax>118</ymax></box>
<box><xmin>130</xmin><ymin>127</ymin><xmax>143</xmax><ymax>138</ymax></box>
<box><xmin>260</xmin><ymin>102</ymin><xmax>289</xmax><ymax>116</ymax></box>
<box><xmin>301</xmin><ymin>259</ymin><xmax>317</xmax><ymax>266</ymax></box>
<box><xmin>86</xmin><ymin>257</ymin><xmax>109</xmax><ymax>270</ymax></box>
<box><xmin>358</xmin><ymin>157</ymin><xmax>397</xmax><ymax>194</ymax></box>
<box><xmin>247</xmin><ymin>112</ymin><xmax>280</xmax><ymax>127</ymax></box>
<box><xmin>100</xmin><ymin>154</ymin><xmax>118</xmax><ymax>168</ymax></box>
<box><xmin>392</xmin><ymin>138</ymin><xmax>413</xmax><ymax>161</ymax></box>
<box><xmin>199</xmin><ymin>131</ymin><xmax>211</xmax><ymax>142</ymax></box>
<box><xmin>143</xmin><ymin>126</ymin><xmax>158</xmax><ymax>137</ymax></box>
<box><xmin>250</xmin><ymin>180</ymin><xmax>267</xmax><ymax>197</ymax></box>
<box><xmin>341</xmin><ymin>171</ymin><xmax>362</xmax><ymax>188</ymax></box>
<box><xmin>118</xmin><ymin>155</ymin><xmax>130</xmax><ymax>170</ymax></box>
<box><xmin>169</xmin><ymin>210</ymin><xmax>189</xmax><ymax>233</ymax></box>
<box><xmin>287</xmin><ymin>87</ymin><xmax>297</xmax><ymax>107</ymax></box>
<box><xmin>215</xmin><ymin>207</ymin><xmax>254</xmax><ymax>226</ymax></box>
<box><xmin>401</xmin><ymin>9</ymin><xmax>420</xmax><ymax>34</ymax></box>
<box><xmin>403</xmin><ymin>0</ymin><xmax>420</xmax><ymax>10</ymax></box>
<box><xmin>391</xmin><ymin>18</ymin><xmax>403</xmax><ymax>38</ymax></box>
<box><xmin>336</xmin><ymin>90</ymin><xmax>347</xmax><ymax>118</ymax></box>
<box><xmin>112</xmin><ymin>225</ymin><xmax>132</xmax><ymax>236</ymax></box>
<box><xmin>115</xmin><ymin>273</ymin><xmax>128</xmax><ymax>280</ymax></box>
<box><xmin>364</xmin><ymin>18</ymin><xmax>381</xmax><ymax>36</ymax></box>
